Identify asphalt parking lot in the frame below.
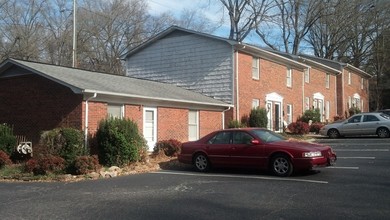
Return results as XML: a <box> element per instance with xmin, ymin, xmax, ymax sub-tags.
<box><xmin>0</xmin><ymin>137</ymin><xmax>389</xmax><ymax>220</ymax></box>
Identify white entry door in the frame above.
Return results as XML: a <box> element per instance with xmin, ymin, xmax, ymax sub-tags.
<box><xmin>143</xmin><ymin>107</ymin><xmax>157</xmax><ymax>151</ymax></box>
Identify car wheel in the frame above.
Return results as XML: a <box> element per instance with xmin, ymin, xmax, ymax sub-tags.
<box><xmin>327</xmin><ymin>129</ymin><xmax>340</xmax><ymax>139</ymax></box>
<box><xmin>193</xmin><ymin>153</ymin><xmax>210</xmax><ymax>172</ymax></box>
<box><xmin>270</xmin><ymin>154</ymin><xmax>293</xmax><ymax>177</ymax></box>
<box><xmin>377</xmin><ymin>127</ymin><xmax>390</xmax><ymax>138</ymax></box>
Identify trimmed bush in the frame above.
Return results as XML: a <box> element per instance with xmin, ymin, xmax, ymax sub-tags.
<box><xmin>333</xmin><ymin>115</ymin><xmax>345</xmax><ymax>122</ymax></box>
<box><xmin>228</xmin><ymin>120</ymin><xmax>245</xmax><ymax>128</ymax></box>
<box><xmin>39</xmin><ymin>127</ymin><xmax>86</xmax><ymax>165</ymax></box>
<box><xmin>299</xmin><ymin>109</ymin><xmax>321</xmax><ymax>123</ymax></box>
<box><xmin>348</xmin><ymin>107</ymin><xmax>361</xmax><ymax>116</ymax></box>
<box><xmin>154</xmin><ymin>139</ymin><xmax>182</xmax><ymax>157</ymax></box>
<box><xmin>249</xmin><ymin>107</ymin><xmax>268</xmax><ymax>128</ymax></box>
<box><xmin>73</xmin><ymin>155</ymin><xmax>100</xmax><ymax>175</ymax></box>
<box><xmin>309</xmin><ymin>122</ymin><xmax>324</xmax><ymax>134</ymax></box>
<box><xmin>25</xmin><ymin>155</ymin><xmax>65</xmax><ymax>175</ymax></box>
<box><xmin>96</xmin><ymin>118</ymin><xmax>147</xmax><ymax>166</ymax></box>
<box><xmin>0</xmin><ymin>150</ymin><xmax>12</xmax><ymax>168</ymax></box>
<box><xmin>0</xmin><ymin>124</ymin><xmax>17</xmax><ymax>155</ymax></box>
<box><xmin>287</xmin><ymin>121</ymin><xmax>310</xmax><ymax>135</ymax></box>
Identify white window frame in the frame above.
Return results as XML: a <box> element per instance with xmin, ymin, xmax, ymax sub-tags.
<box><xmin>361</xmin><ymin>77</ymin><xmax>364</xmax><ymax>90</ymax></box>
<box><xmin>107</xmin><ymin>104</ymin><xmax>124</xmax><ymax>119</ymax></box>
<box><xmin>304</xmin><ymin>68</ymin><xmax>310</xmax><ymax>83</ymax></box>
<box><xmin>348</xmin><ymin>71</ymin><xmax>351</xmax><ymax>85</ymax></box>
<box><xmin>348</xmin><ymin>96</ymin><xmax>352</xmax><ymax>108</ymax></box>
<box><xmin>305</xmin><ymin>97</ymin><xmax>310</xmax><ymax>110</ymax></box>
<box><xmin>188</xmin><ymin>110</ymin><xmax>199</xmax><ymax>141</ymax></box>
<box><xmin>252</xmin><ymin>57</ymin><xmax>259</xmax><ymax>80</ymax></box>
<box><xmin>252</xmin><ymin>99</ymin><xmax>260</xmax><ymax>109</ymax></box>
<box><xmin>286</xmin><ymin>104</ymin><xmax>293</xmax><ymax>125</ymax></box>
<box><xmin>326</xmin><ymin>101</ymin><xmax>330</xmax><ymax>120</ymax></box>
<box><xmin>325</xmin><ymin>73</ymin><xmax>330</xmax><ymax>89</ymax></box>
<box><xmin>286</xmin><ymin>68</ymin><xmax>292</xmax><ymax>87</ymax></box>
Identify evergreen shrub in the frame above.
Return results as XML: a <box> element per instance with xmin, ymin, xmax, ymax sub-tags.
<box><xmin>0</xmin><ymin>124</ymin><xmax>17</xmax><ymax>155</ymax></box>
<box><xmin>154</xmin><ymin>139</ymin><xmax>182</xmax><ymax>157</ymax></box>
<box><xmin>249</xmin><ymin>108</ymin><xmax>268</xmax><ymax>128</ymax></box>
<box><xmin>96</xmin><ymin>118</ymin><xmax>147</xmax><ymax>166</ymax></box>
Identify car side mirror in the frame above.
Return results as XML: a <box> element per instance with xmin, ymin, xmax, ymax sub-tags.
<box><xmin>251</xmin><ymin>139</ymin><xmax>260</xmax><ymax>145</ymax></box>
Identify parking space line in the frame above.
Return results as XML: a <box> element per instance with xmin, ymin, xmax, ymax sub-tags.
<box><xmin>337</xmin><ymin>157</ymin><xmax>375</xmax><ymax>159</ymax></box>
<box><xmin>326</xmin><ymin>166</ymin><xmax>359</xmax><ymax>169</ymax></box>
<box><xmin>152</xmin><ymin>171</ymin><xmax>328</xmax><ymax>184</ymax></box>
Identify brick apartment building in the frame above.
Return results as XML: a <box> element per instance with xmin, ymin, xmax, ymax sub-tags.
<box><xmin>0</xmin><ymin>59</ymin><xmax>231</xmax><ymax>151</ymax></box>
<box><xmin>124</xmin><ymin>26</ymin><xmax>370</xmax><ymax>131</ymax></box>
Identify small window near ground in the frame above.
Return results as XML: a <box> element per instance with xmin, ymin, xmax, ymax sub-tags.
<box><xmin>252</xmin><ymin>99</ymin><xmax>260</xmax><ymax>109</ymax></box>
<box><xmin>107</xmin><ymin>104</ymin><xmax>123</xmax><ymax>119</ymax></box>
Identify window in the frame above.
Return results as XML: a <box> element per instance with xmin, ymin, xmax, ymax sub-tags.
<box><xmin>208</xmin><ymin>131</ymin><xmax>231</xmax><ymax>144</ymax></box>
<box><xmin>348</xmin><ymin>96</ymin><xmax>352</xmax><ymax>108</ymax></box>
<box><xmin>286</xmin><ymin>68</ymin><xmax>292</xmax><ymax>87</ymax></box>
<box><xmin>233</xmin><ymin>131</ymin><xmax>253</xmax><ymax>144</ymax></box>
<box><xmin>252</xmin><ymin>57</ymin><xmax>259</xmax><ymax>79</ymax></box>
<box><xmin>361</xmin><ymin>78</ymin><xmax>364</xmax><ymax>90</ymax></box>
<box><xmin>107</xmin><ymin>104</ymin><xmax>123</xmax><ymax>119</ymax></box>
<box><xmin>252</xmin><ymin>99</ymin><xmax>260</xmax><ymax>109</ymax></box>
<box><xmin>188</xmin><ymin>110</ymin><xmax>199</xmax><ymax>141</ymax></box>
<box><xmin>286</xmin><ymin>104</ymin><xmax>292</xmax><ymax>125</ymax></box>
<box><xmin>325</xmin><ymin>73</ymin><xmax>330</xmax><ymax>89</ymax></box>
<box><xmin>326</xmin><ymin>101</ymin><xmax>330</xmax><ymax>120</ymax></box>
<box><xmin>304</xmin><ymin>68</ymin><xmax>310</xmax><ymax>83</ymax></box>
<box><xmin>363</xmin><ymin>115</ymin><xmax>379</xmax><ymax>122</ymax></box>
<box><xmin>348</xmin><ymin>115</ymin><xmax>362</xmax><ymax>123</ymax></box>
<box><xmin>348</xmin><ymin>71</ymin><xmax>351</xmax><ymax>85</ymax></box>
<box><xmin>305</xmin><ymin>97</ymin><xmax>310</xmax><ymax>110</ymax></box>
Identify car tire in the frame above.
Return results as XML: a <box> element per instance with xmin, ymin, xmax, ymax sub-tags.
<box><xmin>193</xmin><ymin>153</ymin><xmax>210</xmax><ymax>172</ymax></box>
<box><xmin>327</xmin><ymin>129</ymin><xmax>340</xmax><ymax>139</ymax></box>
<box><xmin>377</xmin><ymin>127</ymin><xmax>390</xmax><ymax>138</ymax></box>
<box><xmin>270</xmin><ymin>154</ymin><xmax>293</xmax><ymax>177</ymax></box>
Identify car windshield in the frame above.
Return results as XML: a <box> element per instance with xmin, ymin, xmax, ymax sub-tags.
<box><xmin>251</xmin><ymin>129</ymin><xmax>287</xmax><ymax>143</ymax></box>
<box><xmin>380</xmin><ymin>113</ymin><xmax>390</xmax><ymax>120</ymax></box>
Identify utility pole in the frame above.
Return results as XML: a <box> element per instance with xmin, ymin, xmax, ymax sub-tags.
<box><xmin>72</xmin><ymin>0</ymin><xmax>77</xmax><ymax>68</ymax></box>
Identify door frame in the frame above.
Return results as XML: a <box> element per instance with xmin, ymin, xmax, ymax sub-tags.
<box><xmin>143</xmin><ymin>107</ymin><xmax>157</xmax><ymax>151</ymax></box>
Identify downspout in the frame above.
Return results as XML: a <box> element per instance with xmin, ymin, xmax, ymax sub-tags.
<box><xmin>84</xmin><ymin>93</ymin><xmax>97</xmax><ymax>148</ymax></box>
<box><xmin>222</xmin><ymin>106</ymin><xmax>231</xmax><ymax>129</ymax></box>
<box><xmin>302</xmin><ymin>68</ymin><xmax>306</xmax><ymax>115</ymax></box>
<box><xmin>235</xmin><ymin>49</ymin><xmax>240</xmax><ymax>120</ymax></box>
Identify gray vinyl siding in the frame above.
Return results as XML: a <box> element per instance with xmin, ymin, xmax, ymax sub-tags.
<box><xmin>126</xmin><ymin>32</ymin><xmax>234</xmax><ymax>104</ymax></box>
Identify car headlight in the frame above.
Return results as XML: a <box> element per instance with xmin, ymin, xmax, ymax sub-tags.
<box><xmin>303</xmin><ymin>151</ymin><xmax>322</xmax><ymax>157</ymax></box>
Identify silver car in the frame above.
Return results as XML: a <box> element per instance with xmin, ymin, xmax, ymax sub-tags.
<box><xmin>320</xmin><ymin>112</ymin><xmax>390</xmax><ymax>138</ymax></box>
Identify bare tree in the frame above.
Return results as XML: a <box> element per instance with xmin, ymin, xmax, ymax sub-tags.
<box><xmin>219</xmin><ymin>0</ymin><xmax>274</xmax><ymax>41</ymax></box>
<box><xmin>0</xmin><ymin>0</ymin><xmax>47</xmax><ymax>61</ymax></box>
<box><xmin>255</xmin><ymin>0</ymin><xmax>322</xmax><ymax>54</ymax></box>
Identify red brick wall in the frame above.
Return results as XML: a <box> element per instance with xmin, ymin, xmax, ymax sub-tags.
<box><xmin>342</xmin><ymin>69</ymin><xmax>370</xmax><ymax>115</ymax></box>
<box><xmin>125</xmin><ymin>105</ymin><xmax>143</xmax><ymax>131</ymax></box>
<box><xmin>304</xmin><ymin>68</ymin><xmax>337</xmax><ymax>122</ymax></box>
<box><xmin>0</xmin><ymin>74</ymin><xmax>83</xmax><ymax>144</ymax></box>
<box><xmin>82</xmin><ymin>101</ymin><xmax>107</xmax><ymax>135</ymax></box>
<box><xmin>156</xmin><ymin>107</ymin><xmax>223</xmax><ymax>142</ymax></box>
<box><xmin>199</xmin><ymin>110</ymin><xmax>223</xmax><ymax>138</ymax></box>
<box><xmin>157</xmin><ymin>107</ymin><xmax>188</xmax><ymax>142</ymax></box>
<box><xmin>236</xmin><ymin>52</ymin><xmax>303</xmax><ymax>125</ymax></box>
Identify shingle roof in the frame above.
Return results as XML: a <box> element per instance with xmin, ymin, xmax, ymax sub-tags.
<box><xmin>0</xmin><ymin>59</ymin><xmax>231</xmax><ymax>109</ymax></box>
<box><xmin>299</xmin><ymin>54</ymin><xmax>372</xmax><ymax>78</ymax></box>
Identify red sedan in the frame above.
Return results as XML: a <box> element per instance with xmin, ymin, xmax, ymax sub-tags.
<box><xmin>178</xmin><ymin>128</ymin><xmax>336</xmax><ymax>177</ymax></box>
